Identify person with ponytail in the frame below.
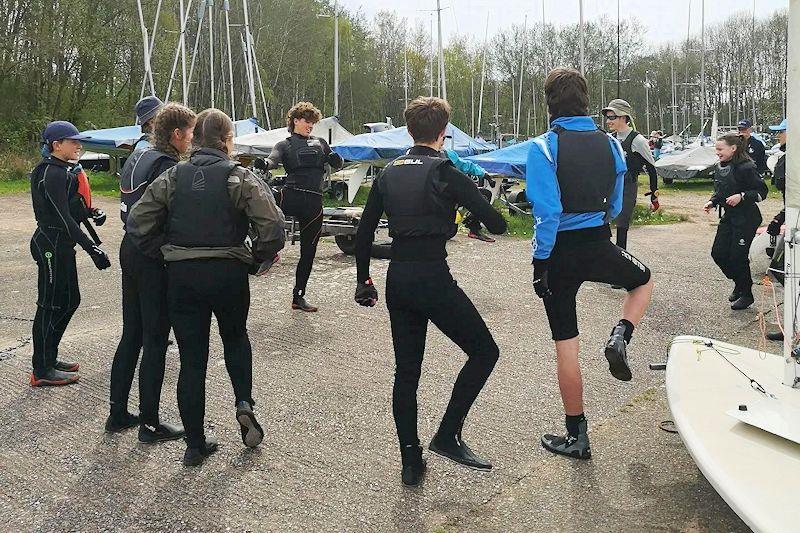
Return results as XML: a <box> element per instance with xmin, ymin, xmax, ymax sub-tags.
<box><xmin>703</xmin><ymin>132</ymin><xmax>769</xmax><ymax>310</ymax></box>
<box><xmin>106</xmin><ymin>102</ymin><xmax>196</xmax><ymax>440</ymax></box>
<box><xmin>127</xmin><ymin>108</ymin><xmax>285</xmax><ymax>466</ymax></box>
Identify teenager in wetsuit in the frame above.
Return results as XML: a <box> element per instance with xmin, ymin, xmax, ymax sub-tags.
<box><xmin>353</xmin><ymin>97</ymin><xmax>507</xmax><ymax>486</ymax></box>
<box><xmin>29</xmin><ymin>121</ymin><xmax>111</xmax><ymax>386</ymax></box>
<box><xmin>265</xmin><ymin>102</ymin><xmax>343</xmax><ymax>312</ymax></box>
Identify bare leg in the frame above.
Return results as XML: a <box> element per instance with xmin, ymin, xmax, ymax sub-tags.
<box><xmin>622</xmin><ymin>277</ymin><xmax>654</xmax><ymax>326</ymax></box>
<box><xmin>555</xmin><ymin>337</ymin><xmax>582</xmax><ymax>416</ymax></box>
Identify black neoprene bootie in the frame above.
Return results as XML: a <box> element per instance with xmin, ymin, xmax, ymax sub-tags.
<box><xmin>429</xmin><ymin>431</ymin><xmax>492</xmax><ymax>471</ymax></box>
<box><xmin>183</xmin><ymin>436</ymin><xmax>219</xmax><ymax>467</ymax></box>
<box><xmin>766</xmin><ymin>331</ymin><xmax>784</xmax><ymax>342</ymax></box>
<box><xmin>541</xmin><ymin>420</ymin><xmax>592</xmax><ymax>460</ymax></box>
<box><xmin>731</xmin><ymin>294</ymin><xmax>754</xmax><ymax>310</ymax></box>
<box><xmin>291</xmin><ymin>290</ymin><xmax>318</xmax><ymax>312</ymax></box>
<box><xmin>604</xmin><ymin>324</ymin><xmax>632</xmax><ymax>381</ymax></box>
<box><xmin>400</xmin><ymin>444</ymin><xmax>427</xmax><ymax>486</ymax></box>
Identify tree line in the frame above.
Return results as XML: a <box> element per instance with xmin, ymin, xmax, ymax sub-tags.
<box><xmin>0</xmin><ymin>0</ymin><xmax>788</xmax><ymax>164</ymax></box>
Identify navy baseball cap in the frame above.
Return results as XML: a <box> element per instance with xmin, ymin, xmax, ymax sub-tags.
<box><xmin>42</xmin><ymin>121</ymin><xmax>90</xmax><ymax>143</ymax></box>
<box><xmin>737</xmin><ymin>119</ymin><xmax>753</xmax><ymax>129</ymax></box>
<box><xmin>135</xmin><ymin>95</ymin><xmax>164</xmax><ymax>125</ymax></box>
<box><xmin>769</xmin><ymin>118</ymin><xmax>787</xmax><ymax>132</ymax></box>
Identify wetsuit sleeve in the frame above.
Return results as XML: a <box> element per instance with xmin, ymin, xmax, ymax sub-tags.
<box><xmin>265</xmin><ymin>140</ymin><xmax>287</xmax><ymax>170</ymax></box>
<box><xmin>738</xmin><ymin>164</ymin><xmax>768</xmax><ymax>204</ymax></box>
<box><xmin>607</xmin><ymin>137</ymin><xmax>627</xmax><ymax>220</ymax></box>
<box><xmin>439</xmin><ymin>165</ymin><xmax>505</xmax><ymax>234</ymax></box>
<box><xmin>127</xmin><ymin>170</ymin><xmax>173</xmax><ymax>255</ymax></box>
<box><xmin>354</xmin><ymin>180</ymin><xmax>383</xmax><ymax>283</ymax></box>
<box><xmin>319</xmin><ymin>138</ymin><xmax>343</xmax><ymax>170</ymax></box>
<box><xmin>632</xmin><ymin>135</ymin><xmax>658</xmax><ymax>191</ymax></box>
<box><xmin>751</xmin><ymin>140</ymin><xmax>767</xmax><ymax>173</ymax></box>
<box><xmin>445</xmin><ymin>149</ymin><xmax>486</xmax><ymax>177</ymax></box>
<box><xmin>233</xmin><ymin>168</ymin><xmax>286</xmax><ymax>261</ymax></box>
<box><xmin>526</xmin><ymin>135</ymin><xmax>562</xmax><ymax>261</ymax></box>
<box><xmin>42</xmin><ymin>165</ymin><xmax>95</xmax><ymax>251</ymax></box>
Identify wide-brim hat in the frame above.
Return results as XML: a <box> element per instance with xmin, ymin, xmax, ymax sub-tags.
<box><xmin>602</xmin><ymin>99</ymin><xmax>633</xmax><ymax>118</ymax></box>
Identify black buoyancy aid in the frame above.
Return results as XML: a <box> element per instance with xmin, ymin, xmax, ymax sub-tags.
<box><xmin>166</xmin><ymin>159</ymin><xmax>249</xmax><ymax>248</ymax></box>
<box><xmin>282</xmin><ymin>134</ymin><xmax>326</xmax><ymax>191</ymax></box>
<box><xmin>552</xmin><ymin>126</ymin><xmax>617</xmax><ymax>214</ymax></box>
<box><xmin>620</xmin><ymin>129</ymin><xmax>647</xmax><ymax>180</ymax></box>
<box><xmin>379</xmin><ymin>155</ymin><xmax>458</xmax><ymax>239</ymax></box>
<box><xmin>119</xmin><ymin>147</ymin><xmax>174</xmax><ymax>226</ymax></box>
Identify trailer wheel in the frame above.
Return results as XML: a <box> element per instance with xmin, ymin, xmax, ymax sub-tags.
<box><xmin>335</xmin><ymin>234</ymin><xmax>356</xmax><ymax>255</ymax></box>
<box><xmin>663</xmin><ymin>178</ymin><xmax>674</xmax><ymax>185</ymax></box>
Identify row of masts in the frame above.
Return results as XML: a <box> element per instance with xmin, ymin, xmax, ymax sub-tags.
<box><xmin>135</xmin><ymin>0</ymin><xmax>270</xmax><ymax>128</ymax></box>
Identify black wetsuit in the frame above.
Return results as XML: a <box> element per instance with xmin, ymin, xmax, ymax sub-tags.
<box><xmin>354</xmin><ymin>145</ymin><xmax>507</xmax><ymax>448</ymax></box>
<box><xmin>615</xmin><ymin>129</ymin><xmax>658</xmax><ymax>250</ymax></box>
<box><xmin>708</xmin><ymin>159</ymin><xmax>768</xmax><ymax>297</ymax></box>
<box><xmin>109</xmin><ymin>148</ymin><xmax>177</xmax><ymax>426</ymax></box>
<box><xmin>267</xmin><ymin>133</ymin><xmax>343</xmax><ymax>298</ymax></box>
<box><xmin>29</xmin><ymin>157</ymin><xmax>96</xmax><ymax>378</ymax></box>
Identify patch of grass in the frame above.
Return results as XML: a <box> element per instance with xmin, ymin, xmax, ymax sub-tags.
<box><xmin>322</xmin><ymin>184</ymin><xmax>370</xmax><ymax>207</ymax></box>
<box><xmin>639</xmin><ymin>173</ymin><xmax>782</xmax><ymax>199</ymax></box>
<box><xmin>0</xmin><ymin>169</ymin><xmax>119</xmax><ymax>197</ymax></box>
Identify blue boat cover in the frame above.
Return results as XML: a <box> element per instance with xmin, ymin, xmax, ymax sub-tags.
<box><xmin>80</xmin><ymin>118</ymin><xmax>261</xmax><ymax>155</ymax></box>
<box><xmin>464</xmin><ymin>138</ymin><xmax>536</xmax><ymax>179</ymax></box>
<box><xmin>332</xmin><ymin>123</ymin><xmax>494</xmax><ymax>163</ymax></box>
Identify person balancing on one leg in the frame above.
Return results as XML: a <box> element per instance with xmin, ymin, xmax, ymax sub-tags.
<box><xmin>353</xmin><ymin>96</ymin><xmax>507</xmax><ymax>485</ymax></box>
<box><xmin>527</xmin><ymin>68</ymin><xmax>654</xmax><ymax>459</ymax></box>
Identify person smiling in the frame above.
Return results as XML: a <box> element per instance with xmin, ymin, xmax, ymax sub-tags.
<box><xmin>703</xmin><ymin>133</ymin><xmax>768</xmax><ymax>310</ymax></box>
<box><xmin>29</xmin><ymin>121</ymin><xmax>111</xmax><ymax>387</ymax></box>
<box><xmin>264</xmin><ymin>102</ymin><xmax>343</xmax><ymax>312</ymax></box>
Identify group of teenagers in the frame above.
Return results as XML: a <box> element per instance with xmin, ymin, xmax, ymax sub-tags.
<box><xmin>29</xmin><ymin>65</ymin><xmax>779</xmax><ymax>483</ymax></box>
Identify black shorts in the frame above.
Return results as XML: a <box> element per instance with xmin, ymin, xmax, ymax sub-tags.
<box><xmin>543</xmin><ymin>226</ymin><xmax>651</xmax><ymax>341</ymax></box>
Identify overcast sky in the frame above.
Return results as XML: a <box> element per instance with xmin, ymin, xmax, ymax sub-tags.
<box><xmin>337</xmin><ymin>0</ymin><xmax>789</xmax><ymax>46</ymax></box>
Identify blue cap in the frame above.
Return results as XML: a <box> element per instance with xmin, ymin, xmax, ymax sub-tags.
<box><xmin>769</xmin><ymin>118</ymin><xmax>787</xmax><ymax>132</ymax></box>
<box><xmin>42</xmin><ymin>121</ymin><xmax>90</xmax><ymax>143</ymax></box>
<box><xmin>135</xmin><ymin>95</ymin><xmax>164</xmax><ymax>125</ymax></box>
<box><xmin>737</xmin><ymin>119</ymin><xmax>753</xmax><ymax>129</ymax></box>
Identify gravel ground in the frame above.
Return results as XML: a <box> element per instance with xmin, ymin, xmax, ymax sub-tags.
<box><xmin>0</xmin><ymin>191</ymin><xmax>782</xmax><ymax>532</ymax></box>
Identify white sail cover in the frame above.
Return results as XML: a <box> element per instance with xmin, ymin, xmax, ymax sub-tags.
<box><xmin>234</xmin><ymin>116</ymin><xmax>353</xmax><ymax>157</ymax></box>
<box><xmin>654</xmin><ymin>145</ymin><xmax>717</xmax><ymax>180</ymax></box>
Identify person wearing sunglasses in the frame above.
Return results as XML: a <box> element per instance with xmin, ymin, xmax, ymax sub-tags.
<box><xmin>602</xmin><ymin>99</ymin><xmax>659</xmax><ymax>252</ymax></box>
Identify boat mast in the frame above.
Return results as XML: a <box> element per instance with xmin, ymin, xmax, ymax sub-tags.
<box><xmin>136</xmin><ymin>0</ymin><xmax>156</xmax><ymax>97</ymax></box>
<box><xmin>579</xmin><ymin>0</ymin><xmax>585</xmax><ymax>75</ymax></box>
<box><xmin>700</xmin><ymin>0</ymin><xmax>705</xmax><ymax>138</ymax></box>
<box><xmin>223</xmin><ymin>0</ymin><xmax>236</xmax><ymax>119</ymax></box>
<box><xmin>516</xmin><ymin>14</ymin><xmax>527</xmax><ymax>138</ymax></box>
<box><xmin>436</xmin><ymin>0</ymin><xmax>446</xmax><ymax>100</ymax></box>
<box><xmin>242</xmin><ymin>0</ymin><xmax>258</xmax><ymax>119</ymax></box>
<box><xmin>334</xmin><ymin>1</ymin><xmax>340</xmax><ymax>117</ymax></box>
<box><xmin>477</xmin><ymin>12</ymin><xmax>489</xmax><ymax>136</ymax></box>
<box><xmin>208</xmin><ymin>0</ymin><xmax>215</xmax><ymax>108</ymax></box>
<box><xmin>782</xmin><ymin>0</ymin><xmax>799</xmax><ymax>388</ymax></box>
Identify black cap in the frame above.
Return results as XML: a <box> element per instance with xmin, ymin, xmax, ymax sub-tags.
<box><xmin>42</xmin><ymin>121</ymin><xmax>90</xmax><ymax>144</ymax></box>
<box><xmin>737</xmin><ymin>119</ymin><xmax>752</xmax><ymax>129</ymax></box>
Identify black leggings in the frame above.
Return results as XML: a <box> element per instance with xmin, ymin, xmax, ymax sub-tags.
<box><xmin>276</xmin><ymin>188</ymin><xmax>323</xmax><ymax>295</ymax></box>
<box><xmin>711</xmin><ymin>217</ymin><xmax>759</xmax><ymax>296</ymax></box>
<box><xmin>168</xmin><ymin>258</ymin><xmax>254</xmax><ymax>448</ymax></box>
<box><xmin>615</xmin><ymin>175</ymin><xmax>638</xmax><ymax>250</ymax></box>
<box><xmin>30</xmin><ymin>229</ymin><xmax>80</xmax><ymax>377</ymax></box>
<box><xmin>109</xmin><ymin>235</ymin><xmax>170</xmax><ymax>425</ymax></box>
<box><xmin>385</xmin><ymin>260</ymin><xmax>499</xmax><ymax>447</ymax></box>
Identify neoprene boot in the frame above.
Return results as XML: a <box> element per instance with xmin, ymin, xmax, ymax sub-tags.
<box><xmin>766</xmin><ymin>331</ymin><xmax>784</xmax><ymax>342</ymax></box>
<box><xmin>236</xmin><ymin>400</ymin><xmax>264</xmax><ymax>448</ymax></box>
<box><xmin>429</xmin><ymin>431</ymin><xmax>492</xmax><ymax>471</ymax></box>
<box><xmin>292</xmin><ymin>289</ymin><xmax>318</xmax><ymax>312</ymax></box>
<box><xmin>541</xmin><ymin>420</ymin><xmax>592</xmax><ymax>460</ymax></box>
<box><xmin>731</xmin><ymin>293</ymin><xmax>755</xmax><ymax>310</ymax></box>
<box><xmin>54</xmin><ymin>360</ymin><xmax>80</xmax><ymax>372</ymax></box>
<box><xmin>29</xmin><ymin>368</ymin><xmax>79</xmax><ymax>387</ymax></box>
<box><xmin>604</xmin><ymin>324</ymin><xmax>632</xmax><ymax>381</ymax></box>
<box><xmin>400</xmin><ymin>444</ymin><xmax>427</xmax><ymax>486</ymax></box>
<box><xmin>183</xmin><ymin>435</ymin><xmax>219</xmax><ymax>467</ymax></box>
<box><xmin>105</xmin><ymin>411</ymin><xmax>140</xmax><ymax>432</ymax></box>
<box><xmin>138</xmin><ymin>421</ymin><xmax>185</xmax><ymax>443</ymax></box>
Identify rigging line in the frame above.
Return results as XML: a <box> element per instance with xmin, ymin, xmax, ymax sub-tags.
<box><xmin>703</xmin><ymin>343</ymin><xmax>775</xmax><ymax>398</ymax></box>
